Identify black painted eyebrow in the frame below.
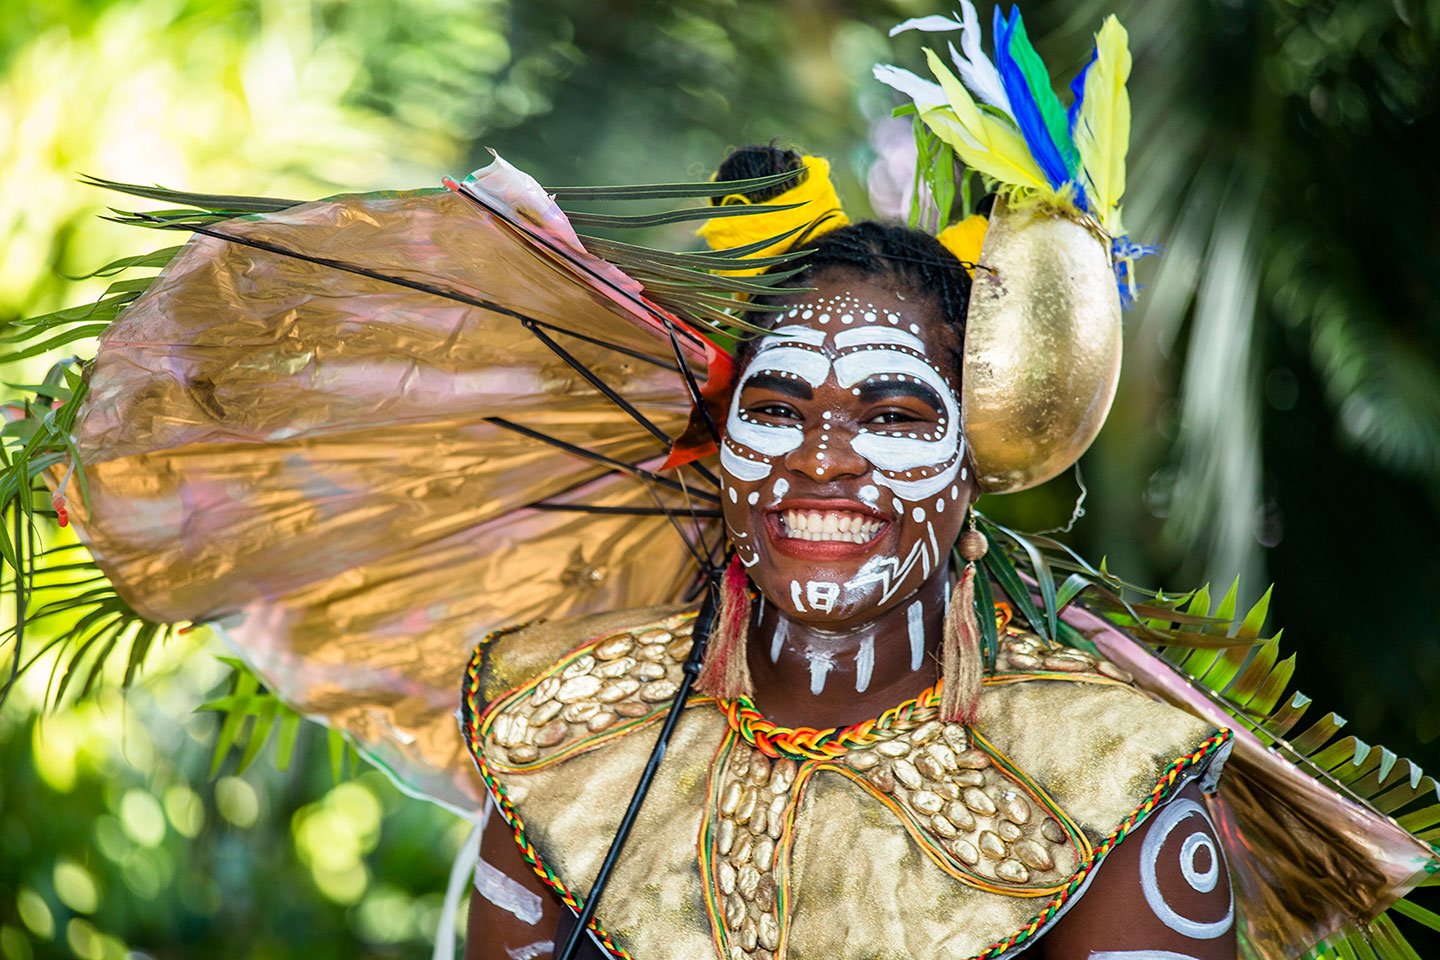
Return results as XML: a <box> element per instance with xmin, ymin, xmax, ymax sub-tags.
<box><xmin>741</xmin><ymin>372</ymin><xmax>813</xmax><ymax>401</ymax></box>
<box><xmin>856</xmin><ymin>379</ymin><xmax>945</xmax><ymax>412</ymax></box>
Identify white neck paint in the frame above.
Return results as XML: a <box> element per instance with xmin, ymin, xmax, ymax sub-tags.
<box><xmin>806</xmin><ymin>647</ymin><xmax>836</xmax><ymax>695</ymax></box>
<box><xmin>907</xmin><ymin>600</ymin><xmax>925</xmax><ymax>671</ymax></box>
<box><xmin>1086</xmin><ymin>952</ymin><xmax>1203</xmax><ymax>960</ymax></box>
<box><xmin>854</xmin><ymin>636</ymin><xmax>875</xmax><ymax>693</ymax></box>
<box><xmin>769</xmin><ymin>617</ymin><xmax>788</xmax><ymax>663</ymax></box>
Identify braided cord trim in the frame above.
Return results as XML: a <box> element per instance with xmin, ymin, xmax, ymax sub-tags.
<box><xmin>721</xmin><ymin>602</ymin><xmax>1014</xmax><ymax>761</ymax></box>
<box><xmin>971</xmin><ymin>728</ymin><xmax>1235</xmax><ymax>960</ymax></box>
<box><xmin>721</xmin><ymin>687</ymin><xmax>942</xmax><ymax>761</ymax></box>
<box><xmin>461</xmin><ymin>632</ymin><xmax>635</xmax><ymax>960</ymax></box>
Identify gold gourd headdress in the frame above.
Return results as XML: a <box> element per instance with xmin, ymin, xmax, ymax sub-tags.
<box><xmin>704</xmin><ymin>1</ymin><xmax>1140</xmax><ymax>494</ymax></box>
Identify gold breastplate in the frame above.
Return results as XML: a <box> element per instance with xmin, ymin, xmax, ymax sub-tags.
<box><xmin>461</xmin><ymin>607</ymin><xmax>1228</xmax><ymax>960</ymax></box>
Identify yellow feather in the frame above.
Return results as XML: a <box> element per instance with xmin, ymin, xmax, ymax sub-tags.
<box><xmin>921</xmin><ymin>49</ymin><xmax>1053</xmax><ymax>197</ymax></box>
<box><xmin>1074</xmin><ymin>16</ymin><xmax>1131</xmax><ymax>236</ymax></box>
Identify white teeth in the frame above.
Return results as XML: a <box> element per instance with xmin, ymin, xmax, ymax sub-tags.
<box><xmin>779</xmin><ymin>509</ymin><xmax>884</xmax><ymax>543</ymax></box>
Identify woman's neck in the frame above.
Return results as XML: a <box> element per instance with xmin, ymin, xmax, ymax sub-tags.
<box><xmin>744</xmin><ymin>570</ymin><xmax>951</xmax><ymax>729</ymax></box>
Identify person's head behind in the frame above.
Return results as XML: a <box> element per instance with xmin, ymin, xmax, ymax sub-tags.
<box><xmin>715</xmin><ymin>146</ymin><xmax>978</xmax><ymax>631</ymax></box>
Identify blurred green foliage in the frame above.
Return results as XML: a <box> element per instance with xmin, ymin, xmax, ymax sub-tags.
<box><xmin>2</xmin><ymin>0</ymin><xmax>1438</xmax><ymax>956</ymax></box>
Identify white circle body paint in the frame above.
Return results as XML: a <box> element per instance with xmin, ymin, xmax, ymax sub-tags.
<box><xmin>1180</xmin><ymin>832</ymin><xmax>1219</xmax><ymax>893</ymax></box>
<box><xmin>747</xmin><ymin>491</ymin><xmax>759</xmax><ymax>505</ymax></box>
<box><xmin>1138</xmin><ymin>798</ymin><xmax>1233</xmax><ymax>940</ymax></box>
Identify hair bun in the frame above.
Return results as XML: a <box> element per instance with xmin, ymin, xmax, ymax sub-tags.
<box><xmin>712</xmin><ymin>145</ymin><xmax>805</xmax><ymax>205</ymax></box>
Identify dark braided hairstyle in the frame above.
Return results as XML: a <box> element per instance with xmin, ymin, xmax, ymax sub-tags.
<box><xmin>716</xmin><ymin>145</ymin><xmax>973</xmax><ymax>381</ymax></box>
<box><xmin>712</xmin><ymin>143</ymin><xmax>806</xmax><ymax>203</ymax></box>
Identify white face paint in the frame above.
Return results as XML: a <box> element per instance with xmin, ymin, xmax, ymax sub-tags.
<box><xmin>805</xmin><ymin>581</ymin><xmax>840</xmax><ymax>613</ymax></box>
<box><xmin>722</xmin><ymin>326</ymin><xmax>830</xmax><ymax>472</ymax></box>
<box><xmin>1139</xmin><ymin>799</ymin><xmax>1233</xmax><ymax>940</ymax></box>
<box><xmin>720</xmin><ymin>288</ymin><xmax>973</xmax><ymax>628</ymax></box>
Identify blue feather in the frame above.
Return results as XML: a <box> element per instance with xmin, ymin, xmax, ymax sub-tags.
<box><xmin>993</xmin><ymin>6</ymin><xmax>1070</xmax><ymax>191</ymax></box>
<box><xmin>1112</xmin><ymin>236</ymin><xmax>1162</xmax><ymax>307</ymax></box>
<box><xmin>1067</xmin><ymin>47</ymin><xmax>1097</xmax><ymax>134</ymax></box>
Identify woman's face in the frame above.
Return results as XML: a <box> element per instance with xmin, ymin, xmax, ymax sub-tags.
<box><xmin>719</xmin><ymin>271</ymin><xmax>976</xmax><ymax>630</ymax></box>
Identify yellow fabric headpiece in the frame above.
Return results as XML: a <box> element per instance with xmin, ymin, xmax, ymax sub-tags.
<box><xmin>697</xmin><ymin>155</ymin><xmax>849</xmax><ymax>277</ymax></box>
<box><xmin>937</xmin><ymin>213</ymin><xmax>988</xmax><ymax>277</ymax></box>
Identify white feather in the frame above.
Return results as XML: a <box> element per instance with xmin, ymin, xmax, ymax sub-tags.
<box><xmin>950</xmin><ymin>0</ymin><xmax>1013</xmax><ymax>117</ymax></box>
<box><xmin>889</xmin><ymin>14</ymin><xmax>965</xmax><ymax>37</ymax></box>
<box><xmin>873</xmin><ymin>63</ymin><xmax>947</xmax><ymax>112</ymax></box>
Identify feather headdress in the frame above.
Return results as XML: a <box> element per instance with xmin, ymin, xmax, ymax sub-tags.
<box><xmin>876</xmin><ymin>2</ymin><xmax>1150</xmax><ymax>300</ymax></box>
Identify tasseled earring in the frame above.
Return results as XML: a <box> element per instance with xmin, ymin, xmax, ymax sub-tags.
<box><xmin>695</xmin><ymin>554</ymin><xmax>755</xmax><ymax>700</ymax></box>
<box><xmin>941</xmin><ymin>513</ymin><xmax>988</xmax><ymax>724</ymax></box>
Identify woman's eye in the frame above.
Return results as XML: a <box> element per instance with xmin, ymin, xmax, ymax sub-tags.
<box><xmin>748</xmin><ymin>403</ymin><xmax>799</xmax><ymax>420</ymax></box>
<box><xmin>868</xmin><ymin>409</ymin><xmax>925</xmax><ymax>426</ymax></box>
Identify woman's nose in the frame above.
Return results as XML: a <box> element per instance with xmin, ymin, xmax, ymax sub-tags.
<box><xmin>783</xmin><ymin>421</ymin><xmax>868</xmax><ymax>480</ymax></box>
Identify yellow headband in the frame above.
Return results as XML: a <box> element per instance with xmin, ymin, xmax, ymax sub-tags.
<box><xmin>697</xmin><ymin>155</ymin><xmax>850</xmax><ymax>277</ymax></box>
<box><xmin>936</xmin><ymin>213</ymin><xmax>988</xmax><ymax>277</ymax></box>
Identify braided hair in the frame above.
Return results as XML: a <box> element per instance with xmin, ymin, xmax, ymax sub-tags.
<box><xmin>716</xmin><ymin>145</ymin><xmax>972</xmax><ymax>379</ymax></box>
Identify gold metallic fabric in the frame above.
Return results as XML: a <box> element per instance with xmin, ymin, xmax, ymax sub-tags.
<box><xmin>68</xmin><ymin>189</ymin><xmax>718</xmax><ymax>809</ymax></box>
<box><xmin>963</xmin><ymin>200</ymin><xmax>1123</xmax><ymax>493</ymax></box>
<box><xmin>469</xmin><ymin>608</ymin><xmax>1222</xmax><ymax>960</ymax></box>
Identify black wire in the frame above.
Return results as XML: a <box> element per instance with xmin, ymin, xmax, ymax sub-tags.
<box><xmin>519</xmin><ymin>320</ymin><xmax>672</xmax><ymax>449</ymax></box>
<box><xmin>483</xmin><ymin>417</ymin><xmax>719</xmax><ymax>503</ymax></box>
<box><xmin>555</xmin><ymin>568</ymin><xmax>722</xmax><ymax>960</ymax></box>
<box><xmin>526</xmin><ymin>502</ymin><xmax>722</xmax><ymax>518</ymax></box>
<box><xmin>447</xmin><ymin>184</ymin><xmax>714</xmax><ymax>360</ymax></box>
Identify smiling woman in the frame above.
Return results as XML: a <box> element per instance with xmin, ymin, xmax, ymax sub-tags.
<box><xmin>712</xmin><ymin>243</ymin><xmax>976</xmax><ymax>728</ymax></box>
<box><xmin>459</xmin><ymin>145</ymin><xmax>1238</xmax><ymax>960</ymax></box>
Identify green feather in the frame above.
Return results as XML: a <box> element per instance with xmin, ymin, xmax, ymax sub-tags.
<box><xmin>1005</xmin><ymin>16</ymin><xmax>1079</xmax><ymax>176</ymax></box>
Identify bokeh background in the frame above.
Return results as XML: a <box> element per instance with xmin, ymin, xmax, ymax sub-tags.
<box><xmin>1</xmin><ymin>0</ymin><xmax>1437</xmax><ymax>957</ymax></box>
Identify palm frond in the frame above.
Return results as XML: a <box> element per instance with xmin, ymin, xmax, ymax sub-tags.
<box><xmin>200</xmin><ymin>657</ymin><xmax>357</xmax><ymax>780</ymax></box>
<box><xmin>77</xmin><ymin>174</ymin><xmax>303</xmax><ymax>213</ymax></box>
<box><xmin>548</xmin><ymin>168</ymin><xmax>804</xmax><ymax>202</ymax></box>
<box><xmin>979</xmin><ymin>515</ymin><xmax>1440</xmax><ymax>851</ymax></box>
<box><xmin>562</xmin><ymin>200</ymin><xmax>805</xmax><ymax>231</ymax></box>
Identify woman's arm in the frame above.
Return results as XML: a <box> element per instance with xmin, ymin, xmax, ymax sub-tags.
<box><xmin>464</xmin><ymin>808</ymin><xmax>564</xmax><ymax>960</ymax></box>
<box><xmin>1040</xmin><ymin>781</ymin><xmax>1236</xmax><ymax>960</ymax></box>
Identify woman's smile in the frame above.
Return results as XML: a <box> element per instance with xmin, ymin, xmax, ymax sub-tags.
<box><xmin>766</xmin><ymin>498</ymin><xmax>891</xmax><ymax>556</ymax></box>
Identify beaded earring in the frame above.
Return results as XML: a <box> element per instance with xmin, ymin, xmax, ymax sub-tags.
<box><xmin>941</xmin><ymin>512</ymin><xmax>988</xmax><ymax>723</ymax></box>
<box><xmin>695</xmin><ymin>554</ymin><xmax>755</xmax><ymax>700</ymax></box>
